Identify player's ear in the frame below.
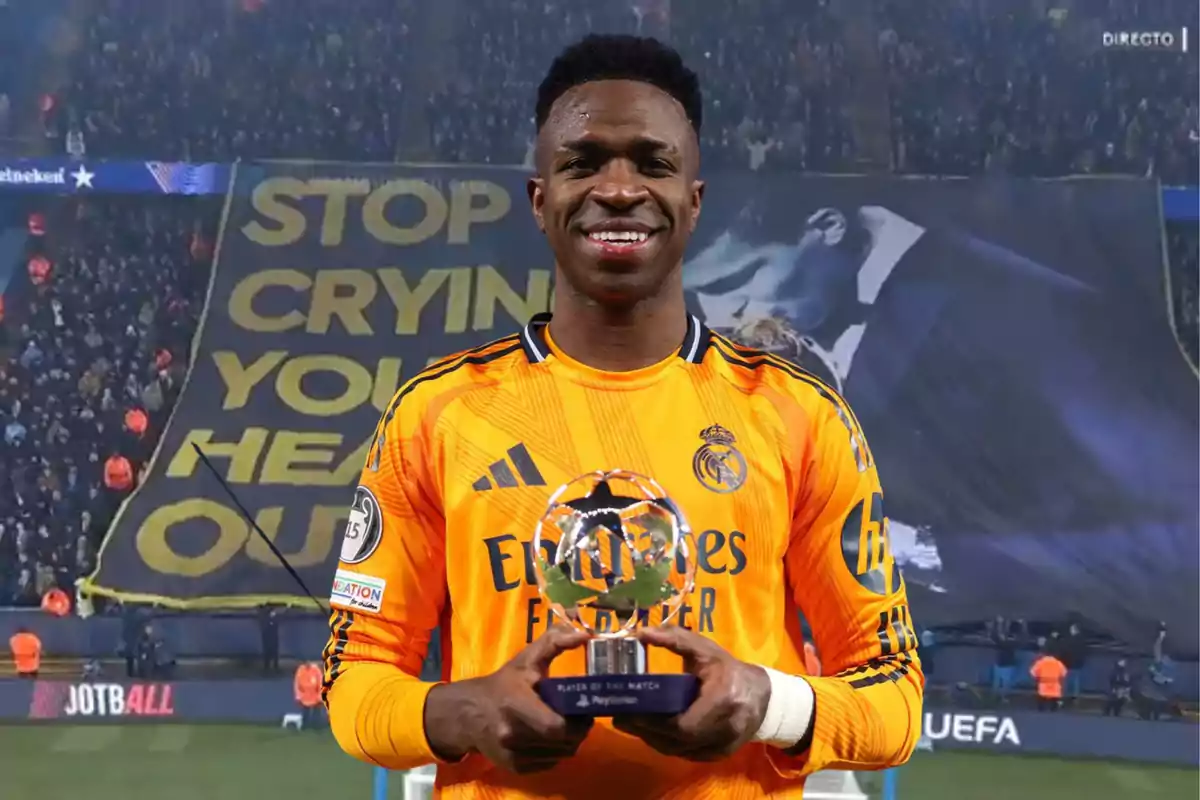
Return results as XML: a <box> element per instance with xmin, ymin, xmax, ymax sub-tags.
<box><xmin>528</xmin><ymin>177</ymin><xmax>546</xmax><ymax>234</ymax></box>
<box><xmin>688</xmin><ymin>180</ymin><xmax>705</xmax><ymax>232</ymax></box>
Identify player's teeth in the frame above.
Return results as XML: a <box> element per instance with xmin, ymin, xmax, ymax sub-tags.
<box><xmin>589</xmin><ymin>231</ymin><xmax>649</xmax><ymax>242</ymax></box>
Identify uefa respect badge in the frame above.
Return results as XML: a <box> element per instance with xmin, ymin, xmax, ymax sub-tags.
<box><xmin>532</xmin><ymin>470</ymin><xmax>699</xmax><ymax>717</ymax></box>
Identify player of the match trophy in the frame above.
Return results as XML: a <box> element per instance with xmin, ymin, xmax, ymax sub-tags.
<box><xmin>532</xmin><ymin>470</ymin><xmax>699</xmax><ymax>717</ymax></box>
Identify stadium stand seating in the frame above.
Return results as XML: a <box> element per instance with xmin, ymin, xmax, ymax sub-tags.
<box><xmin>878</xmin><ymin>0</ymin><xmax>1199</xmax><ymax>181</ymax></box>
<box><xmin>1</xmin><ymin>196</ymin><xmax>217</xmax><ymax>605</ymax></box>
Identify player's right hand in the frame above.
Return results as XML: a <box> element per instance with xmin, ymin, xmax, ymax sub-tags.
<box><xmin>423</xmin><ymin>626</ymin><xmax>593</xmax><ymax>774</ymax></box>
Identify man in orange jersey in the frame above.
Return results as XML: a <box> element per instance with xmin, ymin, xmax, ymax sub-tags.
<box><xmin>323</xmin><ymin>33</ymin><xmax>923</xmax><ymax>799</ymax></box>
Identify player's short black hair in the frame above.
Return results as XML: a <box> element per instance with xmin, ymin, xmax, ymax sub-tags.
<box><xmin>535</xmin><ymin>34</ymin><xmax>702</xmax><ymax>134</ymax></box>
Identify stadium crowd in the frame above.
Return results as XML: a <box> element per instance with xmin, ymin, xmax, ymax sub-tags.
<box><xmin>879</xmin><ymin>0</ymin><xmax>1199</xmax><ymax>181</ymax></box>
<box><xmin>0</xmin><ymin>1</ymin><xmax>16</xmax><ymax>145</ymax></box>
<box><xmin>430</xmin><ymin>0</ymin><xmax>855</xmax><ymax>169</ymax></box>
<box><xmin>57</xmin><ymin>0</ymin><xmax>417</xmax><ymax>163</ymax></box>
<box><xmin>0</xmin><ymin>197</ymin><xmax>216</xmax><ymax>605</ymax></box>
<box><xmin>1</xmin><ymin>0</ymin><xmax>1197</xmax><ymax>613</ymax></box>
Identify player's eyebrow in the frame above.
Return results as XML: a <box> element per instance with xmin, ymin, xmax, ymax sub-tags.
<box><xmin>557</xmin><ymin>135</ymin><xmax>678</xmax><ymax>160</ymax></box>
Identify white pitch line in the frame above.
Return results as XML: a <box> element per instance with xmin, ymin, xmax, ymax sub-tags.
<box><xmin>51</xmin><ymin>725</ymin><xmax>124</xmax><ymax>753</ymax></box>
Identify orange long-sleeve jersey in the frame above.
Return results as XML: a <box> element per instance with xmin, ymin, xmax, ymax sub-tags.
<box><xmin>323</xmin><ymin>313</ymin><xmax>923</xmax><ymax>799</ymax></box>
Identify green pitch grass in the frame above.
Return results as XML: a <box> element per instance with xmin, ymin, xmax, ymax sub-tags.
<box><xmin>870</xmin><ymin>751</ymin><xmax>1198</xmax><ymax>799</ymax></box>
<box><xmin>0</xmin><ymin>724</ymin><xmax>1195</xmax><ymax>799</ymax></box>
<box><xmin>1</xmin><ymin>724</ymin><xmax>384</xmax><ymax>800</ymax></box>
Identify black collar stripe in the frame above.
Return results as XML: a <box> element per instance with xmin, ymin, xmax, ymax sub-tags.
<box><xmin>520</xmin><ymin>312</ymin><xmax>552</xmax><ymax>363</ymax></box>
<box><xmin>677</xmin><ymin>314</ymin><xmax>706</xmax><ymax>363</ymax></box>
<box><xmin>520</xmin><ymin>312</ymin><xmax>710</xmax><ymax>366</ymax></box>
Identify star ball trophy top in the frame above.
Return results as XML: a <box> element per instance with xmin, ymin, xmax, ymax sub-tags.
<box><xmin>532</xmin><ymin>469</ymin><xmax>699</xmax><ymax>717</ymax></box>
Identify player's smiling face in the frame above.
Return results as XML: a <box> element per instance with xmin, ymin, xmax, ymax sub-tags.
<box><xmin>529</xmin><ymin>79</ymin><xmax>704</xmax><ymax>306</ymax></box>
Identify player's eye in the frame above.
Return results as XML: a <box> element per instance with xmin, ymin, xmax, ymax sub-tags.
<box><xmin>643</xmin><ymin>158</ymin><xmax>674</xmax><ymax>176</ymax></box>
<box><xmin>560</xmin><ymin>157</ymin><xmax>594</xmax><ymax>174</ymax></box>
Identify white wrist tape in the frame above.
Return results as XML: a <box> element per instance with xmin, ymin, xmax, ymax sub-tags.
<box><xmin>752</xmin><ymin>667</ymin><xmax>816</xmax><ymax>748</ymax></box>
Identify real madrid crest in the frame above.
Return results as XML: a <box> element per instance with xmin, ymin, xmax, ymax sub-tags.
<box><xmin>692</xmin><ymin>424</ymin><xmax>748</xmax><ymax>494</ymax></box>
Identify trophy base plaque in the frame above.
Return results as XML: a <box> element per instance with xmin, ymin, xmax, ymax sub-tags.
<box><xmin>536</xmin><ymin>638</ymin><xmax>698</xmax><ymax>717</ymax></box>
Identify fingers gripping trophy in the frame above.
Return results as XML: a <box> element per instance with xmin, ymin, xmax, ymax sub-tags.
<box><xmin>532</xmin><ymin>470</ymin><xmax>699</xmax><ymax>717</ymax></box>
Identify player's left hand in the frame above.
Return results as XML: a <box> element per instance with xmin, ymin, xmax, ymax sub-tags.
<box><xmin>611</xmin><ymin>626</ymin><xmax>772</xmax><ymax>761</ymax></box>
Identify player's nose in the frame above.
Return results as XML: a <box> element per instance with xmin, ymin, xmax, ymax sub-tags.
<box><xmin>590</xmin><ymin>161</ymin><xmax>650</xmax><ymax>210</ymax></box>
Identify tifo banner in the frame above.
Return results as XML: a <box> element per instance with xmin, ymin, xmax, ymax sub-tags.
<box><xmin>681</xmin><ymin>174</ymin><xmax>1199</xmax><ymax>652</ymax></box>
<box><xmin>84</xmin><ymin>162</ymin><xmax>551</xmax><ymax>607</ymax></box>
<box><xmin>83</xmin><ymin>165</ymin><xmax>1199</xmax><ymax>651</ymax></box>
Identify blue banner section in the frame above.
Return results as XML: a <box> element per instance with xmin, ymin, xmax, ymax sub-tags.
<box><xmin>79</xmin><ymin>164</ymin><xmax>1198</xmax><ymax>654</ymax></box>
<box><xmin>1162</xmin><ymin>186</ymin><xmax>1200</xmax><ymax>220</ymax></box>
<box><xmin>0</xmin><ymin>158</ymin><xmax>229</xmax><ymax>195</ymax></box>
<box><xmin>920</xmin><ymin>707</ymin><xmax>1198</xmax><ymax>766</ymax></box>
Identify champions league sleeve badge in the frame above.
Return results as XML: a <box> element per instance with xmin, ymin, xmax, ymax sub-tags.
<box><xmin>340</xmin><ymin>486</ymin><xmax>383</xmax><ymax>564</ymax></box>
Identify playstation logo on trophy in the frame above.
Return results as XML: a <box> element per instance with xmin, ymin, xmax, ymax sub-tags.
<box><xmin>532</xmin><ymin>470</ymin><xmax>699</xmax><ymax>717</ymax></box>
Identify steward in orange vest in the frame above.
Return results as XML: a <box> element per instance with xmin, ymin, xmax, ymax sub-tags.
<box><xmin>294</xmin><ymin>661</ymin><xmax>324</xmax><ymax>730</ymax></box>
<box><xmin>9</xmin><ymin>628</ymin><xmax>42</xmax><ymax>678</ymax></box>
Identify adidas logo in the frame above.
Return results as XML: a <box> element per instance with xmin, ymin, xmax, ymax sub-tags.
<box><xmin>472</xmin><ymin>444</ymin><xmax>546</xmax><ymax>491</ymax></box>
